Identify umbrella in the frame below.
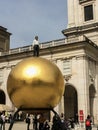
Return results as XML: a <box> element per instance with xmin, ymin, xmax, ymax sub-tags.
<box><xmin>0</xmin><ymin>104</ymin><xmax>12</xmax><ymax>111</ymax></box>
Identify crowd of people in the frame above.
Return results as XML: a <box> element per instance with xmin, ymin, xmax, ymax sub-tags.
<box><xmin>25</xmin><ymin>113</ymin><xmax>78</xmax><ymax>130</ymax></box>
<box><xmin>0</xmin><ymin>111</ymin><xmax>92</xmax><ymax>130</ymax></box>
<box><xmin>25</xmin><ymin>113</ymin><xmax>93</xmax><ymax>130</ymax></box>
<box><xmin>25</xmin><ymin>113</ymin><xmax>50</xmax><ymax>130</ymax></box>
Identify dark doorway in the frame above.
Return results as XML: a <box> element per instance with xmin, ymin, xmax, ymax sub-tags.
<box><xmin>89</xmin><ymin>84</ymin><xmax>96</xmax><ymax>117</ymax></box>
<box><xmin>64</xmin><ymin>84</ymin><xmax>78</xmax><ymax>119</ymax></box>
<box><xmin>0</xmin><ymin>89</ymin><xmax>5</xmax><ymax>104</ymax></box>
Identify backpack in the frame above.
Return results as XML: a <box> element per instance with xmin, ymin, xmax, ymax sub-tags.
<box><xmin>86</xmin><ymin>120</ymin><xmax>91</xmax><ymax>126</ymax></box>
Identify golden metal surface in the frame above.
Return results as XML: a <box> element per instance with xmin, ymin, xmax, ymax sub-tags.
<box><xmin>7</xmin><ymin>57</ymin><xmax>65</xmax><ymax>111</ymax></box>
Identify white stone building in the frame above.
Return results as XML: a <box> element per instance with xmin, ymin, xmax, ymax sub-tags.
<box><xmin>0</xmin><ymin>0</ymin><xmax>98</xmax><ymax>125</ymax></box>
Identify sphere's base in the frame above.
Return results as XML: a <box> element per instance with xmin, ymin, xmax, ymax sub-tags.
<box><xmin>8</xmin><ymin>107</ymin><xmax>58</xmax><ymax>130</ymax></box>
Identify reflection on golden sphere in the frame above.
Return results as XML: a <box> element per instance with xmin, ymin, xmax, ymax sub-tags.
<box><xmin>7</xmin><ymin>57</ymin><xmax>65</xmax><ymax>111</ymax></box>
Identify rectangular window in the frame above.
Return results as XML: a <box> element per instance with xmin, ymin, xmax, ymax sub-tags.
<box><xmin>63</xmin><ymin>60</ymin><xmax>71</xmax><ymax>75</ymax></box>
<box><xmin>84</xmin><ymin>5</ymin><xmax>93</xmax><ymax>21</ymax></box>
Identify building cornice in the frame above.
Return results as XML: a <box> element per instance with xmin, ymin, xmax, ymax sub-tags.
<box><xmin>62</xmin><ymin>22</ymin><xmax>98</xmax><ymax>36</ymax></box>
<box><xmin>79</xmin><ymin>0</ymin><xmax>94</xmax><ymax>4</ymax></box>
<box><xmin>0</xmin><ymin>26</ymin><xmax>12</xmax><ymax>36</ymax></box>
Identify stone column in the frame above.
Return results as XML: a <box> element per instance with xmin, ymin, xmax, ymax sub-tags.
<box><xmin>67</xmin><ymin>0</ymin><xmax>75</xmax><ymax>27</ymax></box>
<box><xmin>75</xmin><ymin>56</ymin><xmax>89</xmax><ymax>121</ymax></box>
<box><xmin>58</xmin><ymin>96</ymin><xmax>65</xmax><ymax>115</ymax></box>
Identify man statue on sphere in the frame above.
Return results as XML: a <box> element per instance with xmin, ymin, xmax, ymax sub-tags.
<box><xmin>32</xmin><ymin>36</ymin><xmax>39</xmax><ymax>57</ymax></box>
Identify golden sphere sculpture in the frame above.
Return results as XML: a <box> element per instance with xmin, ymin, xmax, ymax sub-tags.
<box><xmin>7</xmin><ymin>57</ymin><xmax>65</xmax><ymax>112</ymax></box>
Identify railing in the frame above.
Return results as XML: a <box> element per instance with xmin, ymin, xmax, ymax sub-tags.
<box><xmin>0</xmin><ymin>38</ymin><xmax>66</xmax><ymax>56</ymax></box>
<box><xmin>0</xmin><ymin>35</ymin><xmax>87</xmax><ymax>56</ymax></box>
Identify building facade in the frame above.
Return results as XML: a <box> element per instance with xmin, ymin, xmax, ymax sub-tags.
<box><xmin>0</xmin><ymin>0</ymin><xmax>98</xmax><ymax>124</ymax></box>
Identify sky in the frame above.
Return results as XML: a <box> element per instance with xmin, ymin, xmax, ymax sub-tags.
<box><xmin>0</xmin><ymin>0</ymin><xmax>68</xmax><ymax>49</ymax></box>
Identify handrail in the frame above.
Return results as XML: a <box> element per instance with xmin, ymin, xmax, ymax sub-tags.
<box><xmin>0</xmin><ymin>35</ymin><xmax>88</xmax><ymax>56</ymax></box>
<box><xmin>1</xmin><ymin>38</ymin><xmax>66</xmax><ymax>56</ymax></box>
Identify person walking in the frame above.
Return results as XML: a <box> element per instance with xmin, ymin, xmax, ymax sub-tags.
<box><xmin>60</xmin><ymin>113</ymin><xmax>66</xmax><ymax>130</ymax></box>
<box><xmin>74</xmin><ymin>113</ymin><xmax>79</xmax><ymax>124</ymax></box>
<box><xmin>0</xmin><ymin>112</ymin><xmax>3</xmax><ymax>130</ymax></box>
<box><xmin>52</xmin><ymin>114</ymin><xmax>62</xmax><ymax>130</ymax></box>
<box><xmin>38</xmin><ymin>114</ymin><xmax>46</xmax><ymax>130</ymax></box>
<box><xmin>85</xmin><ymin>115</ymin><xmax>92</xmax><ymax>130</ymax></box>
<box><xmin>33</xmin><ymin>115</ymin><xmax>38</xmax><ymax>130</ymax></box>
<box><xmin>43</xmin><ymin>120</ymin><xmax>50</xmax><ymax>130</ymax></box>
<box><xmin>0</xmin><ymin>112</ymin><xmax>5</xmax><ymax>130</ymax></box>
<box><xmin>26</xmin><ymin>114</ymin><xmax>31</xmax><ymax>130</ymax></box>
<box><xmin>32</xmin><ymin>36</ymin><xmax>39</xmax><ymax>57</ymax></box>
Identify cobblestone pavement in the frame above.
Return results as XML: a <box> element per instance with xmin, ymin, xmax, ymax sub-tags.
<box><xmin>4</xmin><ymin>122</ymin><xmax>98</xmax><ymax>130</ymax></box>
<box><xmin>5</xmin><ymin>122</ymin><xmax>33</xmax><ymax>130</ymax></box>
